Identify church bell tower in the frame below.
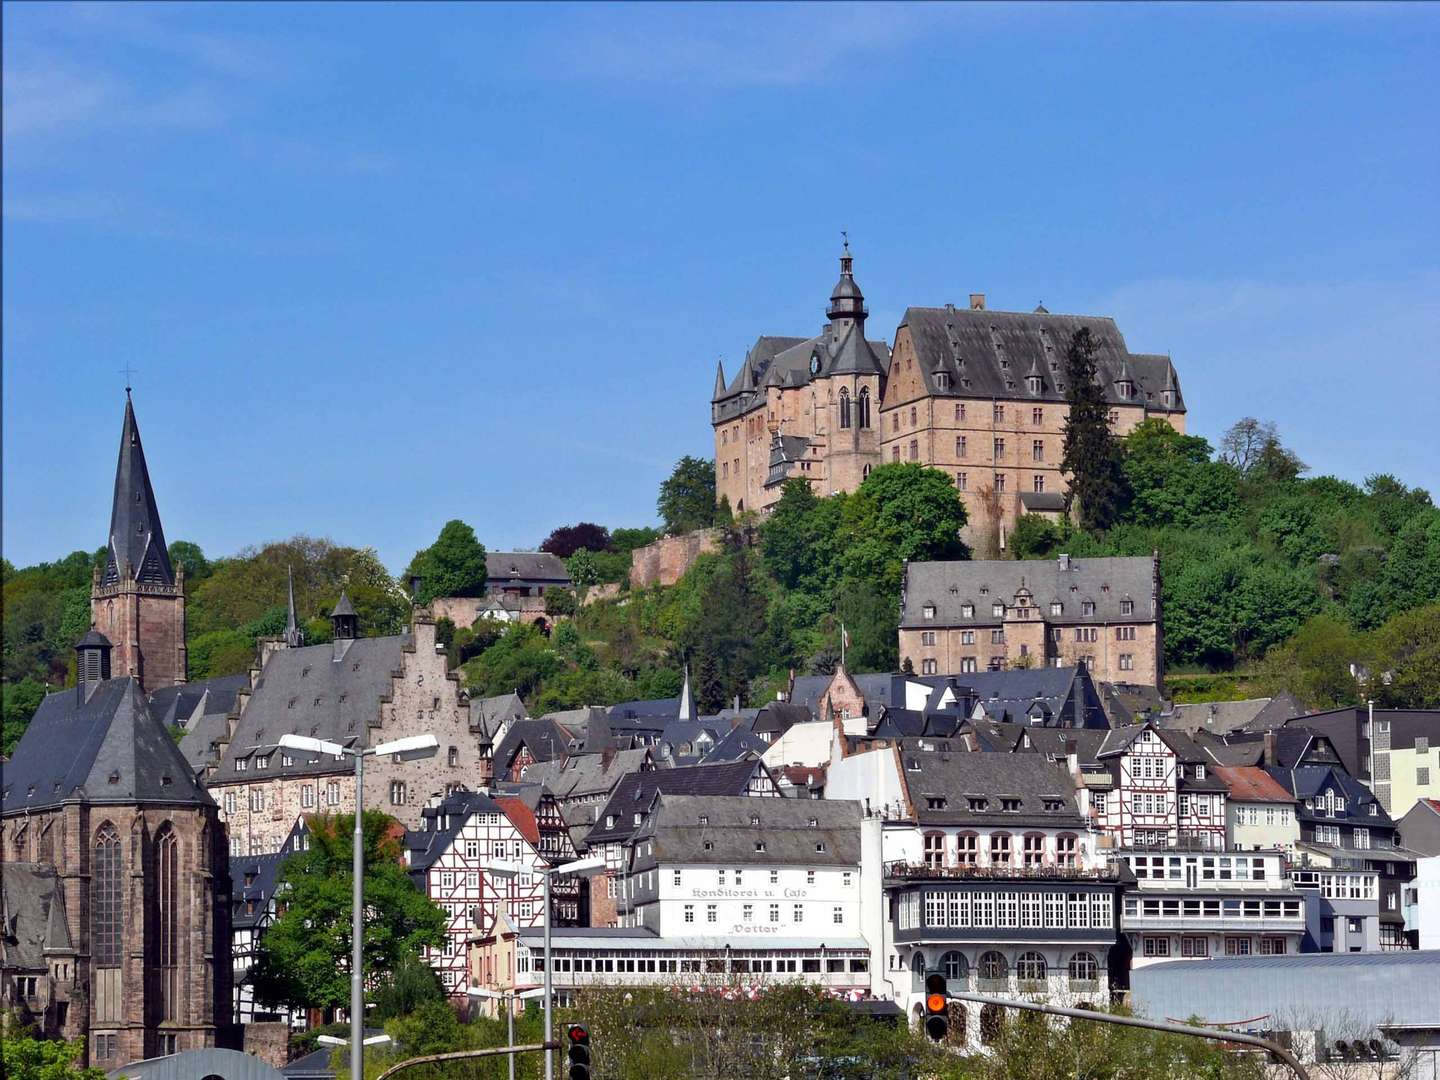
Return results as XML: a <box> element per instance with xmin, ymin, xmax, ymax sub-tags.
<box><xmin>91</xmin><ymin>390</ymin><xmax>187</xmax><ymax>691</ymax></box>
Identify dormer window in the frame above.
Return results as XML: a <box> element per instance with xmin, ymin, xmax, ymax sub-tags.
<box><xmin>923</xmin><ymin>605</ymin><xmax>936</xmax><ymax>621</ymax></box>
<box><xmin>1120</xmin><ymin>599</ymin><xmax>1134</xmax><ymax>615</ymax></box>
<box><xmin>992</xmin><ymin>603</ymin><xmax>1005</xmax><ymax>617</ymax></box>
<box><xmin>750</xmin><ymin>815</ymin><xmax>760</xmax><ymax>827</ymax></box>
<box><xmin>1050</xmin><ymin>602</ymin><xmax>1063</xmax><ymax>616</ymax></box>
<box><xmin>1195</xmin><ymin>764</ymin><xmax>1206</xmax><ymax>780</ymax></box>
<box><xmin>967</xmin><ymin>797</ymin><xmax>988</xmax><ymax>812</ymax></box>
<box><xmin>1117</xmin><ymin>380</ymin><xmax>1134</xmax><ymax>399</ymax></box>
<box><xmin>1001</xmin><ymin>798</ymin><xmax>1021</xmax><ymax>813</ymax></box>
<box><xmin>1082</xmin><ymin>600</ymin><xmax>1096</xmax><ymax>616</ymax></box>
<box><xmin>935</xmin><ymin>371</ymin><xmax>951</xmax><ymax>390</ymax></box>
<box><xmin>1027</xmin><ymin>376</ymin><xmax>1042</xmax><ymax>393</ymax></box>
<box><xmin>808</xmin><ymin>817</ymin><xmax>818</xmax><ymax>827</ymax></box>
<box><xmin>926</xmin><ymin>797</ymin><xmax>947</xmax><ymax>810</ymax></box>
<box><xmin>755</xmin><ymin>841</ymin><xmax>767</xmax><ymax>852</ymax></box>
<box><xmin>815</xmin><ymin>842</ymin><xmax>827</xmax><ymax>853</ymax></box>
<box><xmin>699</xmin><ymin>815</ymin><xmax>709</xmax><ymax>825</ymax></box>
<box><xmin>961</xmin><ymin>603</ymin><xmax>975</xmax><ymax>618</ymax></box>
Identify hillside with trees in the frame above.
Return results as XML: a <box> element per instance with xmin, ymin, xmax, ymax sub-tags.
<box><xmin>5</xmin><ymin>387</ymin><xmax>1439</xmax><ymax>753</ymax></box>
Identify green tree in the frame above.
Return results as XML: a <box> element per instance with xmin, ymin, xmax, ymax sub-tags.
<box><xmin>1061</xmin><ymin>327</ymin><xmax>1128</xmax><ymax>530</ymax></box>
<box><xmin>682</xmin><ymin>529</ymin><xmax>767</xmax><ymax>712</ymax></box>
<box><xmin>461</xmin><ymin>622</ymin><xmax>563</xmax><ymax>701</ymax></box>
<box><xmin>0</xmin><ymin>1017</ymin><xmax>107</xmax><ymax>1080</ymax></box>
<box><xmin>657</xmin><ymin>456</ymin><xmax>717</xmax><ymax>534</ymax></box>
<box><xmin>837</xmin><ymin>463</ymin><xmax>969</xmax><ymax>597</ymax></box>
<box><xmin>1122</xmin><ymin>420</ymin><xmax>1239</xmax><ymax>530</ymax></box>
<box><xmin>540</xmin><ymin>523</ymin><xmax>612</xmax><ymax>559</ymax></box>
<box><xmin>167</xmin><ymin>539</ymin><xmax>211</xmax><ymax>580</ymax></box>
<box><xmin>1374</xmin><ymin>603</ymin><xmax>1440</xmax><ymax>709</ymax></box>
<box><xmin>2</xmin><ymin>678</ymin><xmax>48</xmax><ymax>756</ymax></box>
<box><xmin>759</xmin><ymin>480</ymin><xmax>842</xmax><ymax>593</ymax></box>
<box><xmin>404</xmin><ymin>521</ymin><xmax>488</xmax><ymax>605</ymax></box>
<box><xmin>565</xmin><ymin>549</ymin><xmax>600</xmax><ymax>589</ymax></box>
<box><xmin>1009</xmin><ymin>514</ymin><xmax>1066</xmax><ymax>560</ymax></box>
<box><xmin>250</xmin><ymin>811</ymin><xmax>445</xmax><ymax>1014</ymax></box>
<box><xmin>1253</xmin><ymin>613</ymin><xmax>1368</xmax><ymax>709</ymax></box>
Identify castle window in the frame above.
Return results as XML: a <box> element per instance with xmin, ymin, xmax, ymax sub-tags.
<box><xmin>1082</xmin><ymin>600</ymin><xmax>1096</xmax><ymax>616</ymax></box>
<box><xmin>1120</xmin><ymin>599</ymin><xmax>1134</xmax><ymax>615</ymax></box>
<box><xmin>956</xmin><ymin>435</ymin><xmax>967</xmax><ymax>458</ymax></box>
<box><xmin>956</xmin><ymin>472</ymin><xmax>967</xmax><ymax>491</ymax></box>
<box><xmin>1033</xmin><ymin>475</ymin><xmax>1045</xmax><ymax>493</ymax></box>
<box><xmin>995</xmin><ymin>473</ymin><xmax>1007</xmax><ymax>493</ymax></box>
<box><xmin>961</xmin><ymin>603</ymin><xmax>975</xmax><ymax>618</ymax></box>
<box><xmin>910</xmin><ymin>405</ymin><xmax>917</xmax><ymax>426</ymax></box>
<box><xmin>1032</xmin><ymin>439</ymin><xmax>1044</xmax><ymax>462</ymax></box>
<box><xmin>1117</xmin><ymin>380</ymin><xmax>1134</xmax><ymax>399</ymax></box>
<box><xmin>923</xmin><ymin>605</ymin><xmax>936</xmax><ymax>621</ymax></box>
<box><xmin>390</xmin><ymin>781</ymin><xmax>407</xmax><ymax>805</ymax></box>
<box><xmin>863</xmin><ymin>464</ymin><xmax>872</xmax><ymax>479</ymax></box>
<box><xmin>1027</xmin><ymin>376</ymin><xmax>1042</xmax><ymax>393</ymax></box>
<box><xmin>1050</xmin><ymin>602</ymin><xmax>1063</xmax><ymax>616</ymax></box>
<box><xmin>955</xmin><ymin>403</ymin><xmax>966</xmax><ymax>421</ymax></box>
<box><xmin>448</xmin><ymin>747</ymin><xmax>459</xmax><ymax>766</ymax></box>
<box><xmin>858</xmin><ymin>387</ymin><xmax>871</xmax><ymax>428</ymax></box>
<box><xmin>909</xmin><ymin>439</ymin><xmax>919</xmax><ymax>461</ymax></box>
<box><xmin>992</xmin><ymin>603</ymin><xmax>1005</xmax><ymax>617</ymax></box>
<box><xmin>892</xmin><ymin>413</ymin><xmax>899</xmax><ymax>433</ymax></box>
<box><xmin>892</xmin><ymin>446</ymin><xmax>900</xmax><ymax>462</ymax></box>
<box><xmin>838</xmin><ymin>388</ymin><xmax>851</xmax><ymax>429</ymax></box>
<box><xmin>993</xmin><ymin>404</ymin><xmax>1005</xmax><ymax>422</ymax></box>
<box><xmin>1032</xmin><ymin>407</ymin><xmax>1044</xmax><ymax>424</ymax></box>
<box><xmin>994</xmin><ymin>437</ymin><xmax>1005</xmax><ymax>459</ymax></box>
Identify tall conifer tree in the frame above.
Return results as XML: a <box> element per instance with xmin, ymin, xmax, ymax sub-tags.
<box><xmin>1061</xmin><ymin>328</ymin><xmax>1127</xmax><ymax>530</ymax></box>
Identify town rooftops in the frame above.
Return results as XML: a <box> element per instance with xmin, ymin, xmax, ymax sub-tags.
<box><xmin>634</xmin><ymin>794</ymin><xmax>860</xmax><ymax>867</ymax></box>
<box><xmin>901</xmin><ymin>554</ymin><xmax>1158</xmax><ymax>628</ymax></box>
<box><xmin>585</xmin><ymin>759</ymin><xmax>774</xmax><ymax>846</ymax></box>
<box><xmin>1162</xmin><ymin>694</ymin><xmax>1305</xmax><ymax>735</ymax></box>
<box><xmin>2</xmin><ymin>678</ymin><xmax>214</xmax><ymax>814</ymax></box>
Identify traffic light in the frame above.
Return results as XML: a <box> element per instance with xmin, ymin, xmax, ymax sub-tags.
<box><xmin>923</xmin><ymin>973</ymin><xmax>949</xmax><ymax>1042</ymax></box>
<box><xmin>566</xmin><ymin>1022</ymin><xmax>591</xmax><ymax>1080</ymax></box>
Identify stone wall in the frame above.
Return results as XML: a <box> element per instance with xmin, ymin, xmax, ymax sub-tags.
<box><xmin>241</xmin><ymin>1021</ymin><xmax>290</xmax><ymax>1069</ymax></box>
<box><xmin>91</xmin><ymin>572</ymin><xmax>187</xmax><ymax>692</ymax></box>
<box><xmin>630</xmin><ymin>530</ymin><xmax>721</xmax><ymax>589</ymax></box>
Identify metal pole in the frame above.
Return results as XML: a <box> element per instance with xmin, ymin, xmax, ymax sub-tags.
<box><xmin>947</xmin><ymin>992</ymin><xmax>1312</xmax><ymax>1080</ymax></box>
<box><xmin>374</xmin><ymin>1042</ymin><xmax>558</xmax><ymax>1080</ymax></box>
<box><xmin>543</xmin><ymin>870</ymin><xmax>553</xmax><ymax>1080</ymax></box>
<box><xmin>352</xmin><ymin>750</ymin><xmax>365</xmax><ymax>1080</ymax></box>
<box><xmin>507</xmin><ymin>992</ymin><xmax>516</xmax><ymax>1080</ymax></box>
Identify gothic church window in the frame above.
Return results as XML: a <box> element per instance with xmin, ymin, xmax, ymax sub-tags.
<box><xmin>157</xmin><ymin>825</ymin><xmax>181</xmax><ymax>1019</ymax></box>
<box><xmin>858</xmin><ymin>388</ymin><xmax>871</xmax><ymax>428</ymax></box>
<box><xmin>93</xmin><ymin>825</ymin><xmax>123</xmax><ymax>968</ymax></box>
<box><xmin>839</xmin><ymin>388</ymin><xmax>851</xmax><ymax>429</ymax></box>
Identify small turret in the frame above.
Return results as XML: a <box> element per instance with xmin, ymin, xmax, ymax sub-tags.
<box><xmin>712</xmin><ymin>359</ymin><xmax>727</xmax><ymax>402</ymax></box>
<box><xmin>331</xmin><ymin>590</ymin><xmax>358</xmax><ymax>641</ymax></box>
<box><xmin>75</xmin><ymin>628</ymin><xmax>112</xmax><ymax>701</ymax></box>
<box><xmin>284</xmin><ymin>565</ymin><xmax>304</xmax><ymax>648</ymax></box>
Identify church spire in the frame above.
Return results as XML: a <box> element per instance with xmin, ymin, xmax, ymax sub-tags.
<box><xmin>103</xmin><ymin>390</ymin><xmax>174</xmax><ymax>587</ymax></box>
<box><xmin>826</xmin><ymin>232</ymin><xmax>867</xmax><ymax>326</ymax></box>
<box><xmin>678</xmin><ymin>664</ymin><xmax>696</xmax><ymax>723</ymax></box>
<box><xmin>712</xmin><ymin>359</ymin><xmax>727</xmax><ymax>402</ymax></box>
<box><xmin>284</xmin><ymin>565</ymin><xmax>304</xmax><ymax>647</ymax></box>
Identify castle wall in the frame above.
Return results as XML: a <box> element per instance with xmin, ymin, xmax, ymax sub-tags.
<box><xmin>629</xmin><ymin>530</ymin><xmax>721</xmax><ymax>589</ymax></box>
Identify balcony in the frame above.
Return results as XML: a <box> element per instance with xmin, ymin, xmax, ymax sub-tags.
<box><xmin>885</xmin><ymin>861</ymin><xmax>1117</xmax><ymax>883</ymax></box>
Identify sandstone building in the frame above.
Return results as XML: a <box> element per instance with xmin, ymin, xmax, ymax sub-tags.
<box><xmin>1</xmin><ymin>634</ymin><xmax>231</xmax><ymax>1068</ymax></box>
<box><xmin>710</xmin><ymin>250</ymin><xmax>1186</xmax><ymax>551</ymax></box>
<box><xmin>898</xmin><ymin>553</ymin><xmax>1163</xmax><ymax>689</ymax></box>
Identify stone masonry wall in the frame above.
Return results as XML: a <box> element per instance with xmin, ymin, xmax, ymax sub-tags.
<box><xmin>630</xmin><ymin>530</ymin><xmax>721</xmax><ymax>589</ymax></box>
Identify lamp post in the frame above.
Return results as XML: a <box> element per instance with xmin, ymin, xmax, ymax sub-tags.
<box><xmin>279</xmin><ymin>731</ymin><xmax>438</xmax><ymax>1080</ymax></box>
<box><xmin>467</xmin><ymin>986</ymin><xmax>546</xmax><ymax>1080</ymax></box>
<box><xmin>538</xmin><ymin>856</ymin><xmax>605</xmax><ymax>1080</ymax></box>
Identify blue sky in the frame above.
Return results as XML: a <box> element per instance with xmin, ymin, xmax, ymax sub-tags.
<box><xmin>4</xmin><ymin>2</ymin><xmax>1437</xmax><ymax>573</ymax></box>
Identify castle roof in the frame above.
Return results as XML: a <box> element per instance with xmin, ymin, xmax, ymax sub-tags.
<box><xmin>900</xmin><ymin>305</ymin><xmax>1184</xmax><ymax>413</ymax></box>
<box><xmin>2</xmin><ymin>677</ymin><xmax>214</xmax><ymax>814</ymax></box>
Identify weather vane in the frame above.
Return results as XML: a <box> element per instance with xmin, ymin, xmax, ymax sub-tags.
<box><xmin>841</xmin><ymin>229</ymin><xmax>849</xmax><ymax>252</ymax></box>
<box><xmin>119</xmin><ymin>364</ymin><xmax>138</xmax><ymax>392</ymax></box>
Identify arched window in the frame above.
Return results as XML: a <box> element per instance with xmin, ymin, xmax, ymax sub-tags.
<box><xmin>12</xmin><ymin>823</ymin><xmax>27</xmax><ymax>861</ymax></box>
<box><xmin>93</xmin><ymin>824</ymin><xmax>123</xmax><ymax>969</ymax></box>
<box><xmin>980</xmin><ymin>1003</ymin><xmax>1004</xmax><ymax>1045</ymax></box>
<box><xmin>858</xmin><ymin>387</ymin><xmax>872</xmax><ymax>429</ymax></box>
<box><xmin>910</xmin><ymin>951</ymin><xmax>927</xmax><ymax>975</ymax></box>
<box><xmin>1068</xmin><ymin>951</ymin><xmax>1099</xmax><ymax>986</ymax></box>
<box><xmin>838</xmin><ymin>388</ymin><xmax>852</xmax><ymax>429</ymax></box>
<box><xmin>940</xmin><ymin>951</ymin><xmax>968</xmax><ymax>981</ymax></box>
<box><xmin>156</xmin><ymin>824</ymin><xmax>181</xmax><ymax>1019</ymax></box>
<box><xmin>977</xmin><ymin>951</ymin><xmax>1008</xmax><ymax>983</ymax></box>
<box><xmin>1016</xmin><ymin>951</ymin><xmax>1047</xmax><ymax>984</ymax></box>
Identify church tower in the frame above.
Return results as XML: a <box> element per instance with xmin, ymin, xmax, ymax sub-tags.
<box><xmin>91</xmin><ymin>391</ymin><xmax>187</xmax><ymax>692</ymax></box>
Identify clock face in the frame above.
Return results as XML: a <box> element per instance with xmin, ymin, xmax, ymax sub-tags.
<box><xmin>811</xmin><ymin>354</ymin><xmax>822</xmax><ymax>375</ymax></box>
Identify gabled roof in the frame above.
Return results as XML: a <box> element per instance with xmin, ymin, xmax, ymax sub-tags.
<box><xmin>101</xmin><ymin>392</ymin><xmax>175</xmax><ymax>587</ymax></box>
<box><xmin>586</xmin><ymin>760</ymin><xmax>774</xmax><ymax>846</ymax></box>
<box><xmin>1163</xmin><ymin>693</ymin><xmax>1305</xmax><ymax>735</ymax></box>
<box><xmin>485</xmin><ymin>552</ymin><xmax>570</xmax><ymax>584</ymax></box>
<box><xmin>1211</xmin><ymin>765</ymin><xmax>1294</xmax><ymax>803</ymax></box>
<box><xmin>634</xmin><ymin>794</ymin><xmax>860</xmax><ymax>867</ymax></box>
<box><xmin>523</xmin><ymin>748</ymin><xmax>653</xmax><ymax>801</ymax></box>
<box><xmin>902</xmin><ymin>555</ymin><xmax>1157</xmax><ymax>629</ymax></box>
<box><xmin>211</xmin><ymin>635</ymin><xmax>409</xmax><ymax>781</ymax></box>
<box><xmin>149</xmin><ymin>673</ymin><xmax>249</xmax><ymax>730</ymax></box>
<box><xmin>897</xmin><ymin>751</ymin><xmax>1084</xmax><ymax>828</ymax></box>
<box><xmin>701</xmin><ymin>724</ymin><xmax>770</xmax><ymax>763</ymax></box>
<box><xmin>2</xmin><ymin>678</ymin><xmax>214</xmax><ymax>813</ymax></box>
<box><xmin>470</xmin><ymin>692</ymin><xmax>526</xmax><ymax>739</ymax></box>
<box><xmin>491</xmin><ymin>716</ymin><xmax>582</xmax><ymax>773</ymax></box>
<box><xmin>405</xmin><ymin>790</ymin><xmax>507</xmax><ymax>873</ymax></box>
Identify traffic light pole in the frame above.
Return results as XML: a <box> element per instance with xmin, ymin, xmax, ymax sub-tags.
<box><xmin>946</xmin><ymin>992</ymin><xmax>1313</xmax><ymax>1080</ymax></box>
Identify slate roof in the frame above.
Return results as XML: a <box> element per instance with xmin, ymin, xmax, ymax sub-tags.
<box><xmin>632</xmin><ymin>794</ymin><xmax>860</xmax><ymax>868</ymax></box>
<box><xmin>230</xmin><ymin>851</ymin><xmax>286</xmax><ymax>932</ymax></box>
<box><xmin>492</xmin><ymin>717</ymin><xmax>584</xmax><ymax>773</ymax></box>
<box><xmin>2</xmin><ymin>678</ymin><xmax>214</xmax><ymax>814</ymax></box>
<box><xmin>1268</xmin><ymin>765</ymin><xmax>1394</xmax><ymax>827</ymax></box>
<box><xmin>899</xmin><ymin>666</ymin><xmax>1110</xmax><ymax>729</ymax></box>
<box><xmin>405</xmin><ymin>790</ymin><xmax>506</xmax><ymax>874</ymax></box>
<box><xmin>210</xmin><ymin>636</ymin><xmax>408</xmax><ymax>781</ymax></box>
<box><xmin>101</xmin><ymin>392</ymin><xmax>175</xmax><ymax>587</ymax></box>
<box><xmin>752</xmin><ymin>702</ymin><xmax>812</xmax><ymax>738</ymax></box>
<box><xmin>655</xmin><ymin>720</ymin><xmax>723</xmax><ymax>766</ymax></box>
<box><xmin>901</xmin><ymin>555</ymin><xmax>1158</xmax><ymax>628</ymax></box>
<box><xmin>701</xmin><ymin>723</ymin><xmax>771</xmax><ymax>763</ymax></box>
<box><xmin>607</xmin><ymin>696</ymin><xmax>682</xmax><ymax>721</ymax></box>
<box><xmin>897</xmin><ymin>751</ymin><xmax>1084</xmax><ymax>828</ymax></box>
<box><xmin>789</xmin><ymin>671</ymin><xmax>893</xmax><ymax>721</ymax></box>
<box><xmin>470</xmin><ymin>692</ymin><xmax>526</xmax><ymax>741</ymax></box>
<box><xmin>899</xmin><ymin>305</ymin><xmax>1184</xmax><ymax>414</ymax></box>
<box><xmin>486</xmin><ymin>552</ymin><xmax>570</xmax><ymax>585</ymax></box>
<box><xmin>869</xmin><ymin>710</ymin><xmax>966</xmax><ymax>740</ymax></box>
<box><xmin>765</xmin><ymin>433</ymin><xmax>813</xmax><ymax>488</ymax></box>
<box><xmin>586</xmin><ymin>760</ymin><xmax>773</xmax><ymax>846</ymax></box>
<box><xmin>1163</xmin><ymin>694</ymin><xmax>1304</xmax><ymax>735</ymax></box>
<box><xmin>522</xmin><ymin>748</ymin><xmax>653</xmax><ymax>801</ymax></box>
<box><xmin>1</xmin><ymin>863</ymin><xmax>73</xmax><ymax>969</ymax></box>
<box><xmin>148</xmin><ymin>673</ymin><xmax>249</xmax><ymax>730</ymax></box>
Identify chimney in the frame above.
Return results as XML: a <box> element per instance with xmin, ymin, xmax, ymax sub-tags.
<box><xmin>1058</xmin><ymin>553</ymin><xmax>1071</xmax><ymax>572</ymax></box>
<box><xmin>969</xmin><ymin>293</ymin><xmax>986</xmax><ymax>311</ymax></box>
<box><xmin>1263</xmin><ymin>731</ymin><xmax>1277</xmax><ymax>767</ymax></box>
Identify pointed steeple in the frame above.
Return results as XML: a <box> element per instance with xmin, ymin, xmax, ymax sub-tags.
<box><xmin>102</xmin><ymin>391</ymin><xmax>174</xmax><ymax>586</ymax></box>
<box><xmin>712</xmin><ymin>359</ymin><xmax>727</xmax><ymax>402</ymax></box>
<box><xmin>678</xmin><ymin>664</ymin><xmax>696</xmax><ymax>723</ymax></box>
<box><xmin>826</xmin><ymin>234</ymin><xmax>867</xmax><ymax>327</ymax></box>
<box><xmin>331</xmin><ymin>590</ymin><xmax>358</xmax><ymax>641</ymax></box>
<box><xmin>284</xmin><ymin>565</ymin><xmax>304</xmax><ymax>647</ymax></box>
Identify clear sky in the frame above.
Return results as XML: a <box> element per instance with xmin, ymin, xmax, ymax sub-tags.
<box><xmin>4</xmin><ymin>2</ymin><xmax>1437</xmax><ymax>573</ymax></box>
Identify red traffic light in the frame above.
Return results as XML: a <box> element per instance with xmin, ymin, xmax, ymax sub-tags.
<box><xmin>568</xmin><ymin>1024</ymin><xmax>589</xmax><ymax>1042</ymax></box>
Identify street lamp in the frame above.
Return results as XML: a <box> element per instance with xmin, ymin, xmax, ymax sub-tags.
<box><xmin>278</xmin><ymin>731</ymin><xmax>438</xmax><ymax>1080</ymax></box>
<box><xmin>468</xmin><ymin>986</ymin><xmax>546</xmax><ymax>1080</ymax></box>
<box><xmin>316</xmin><ymin>1033</ymin><xmax>393</xmax><ymax>1048</ymax></box>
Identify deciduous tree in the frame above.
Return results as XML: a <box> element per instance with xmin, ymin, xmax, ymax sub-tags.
<box><xmin>404</xmin><ymin>520</ymin><xmax>488</xmax><ymax>605</ymax></box>
<box><xmin>657</xmin><ymin>456</ymin><xmax>717</xmax><ymax>534</ymax></box>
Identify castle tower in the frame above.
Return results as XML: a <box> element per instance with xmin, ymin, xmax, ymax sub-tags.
<box><xmin>817</xmin><ymin>239</ymin><xmax>886</xmax><ymax>493</ymax></box>
<box><xmin>90</xmin><ymin>391</ymin><xmax>187</xmax><ymax>692</ymax></box>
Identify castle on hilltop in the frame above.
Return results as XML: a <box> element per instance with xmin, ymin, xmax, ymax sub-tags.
<box><xmin>710</xmin><ymin>246</ymin><xmax>1187</xmax><ymax>552</ymax></box>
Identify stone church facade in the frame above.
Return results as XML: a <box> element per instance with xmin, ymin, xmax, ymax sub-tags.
<box><xmin>710</xmin><ymin>251</ymin><xmax>1186</xmax><ymax>553</ymax></box>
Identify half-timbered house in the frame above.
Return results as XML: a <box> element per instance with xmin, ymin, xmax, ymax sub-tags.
<box><xmin>405</xmin><ymin>790</ymin><xmax>579</xmax><ymax>996</ymax></box>
<box><xmin>1085</xmin><ymin>723</ymin><xmax>1228</xmax><ymax>851</ymax></box>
